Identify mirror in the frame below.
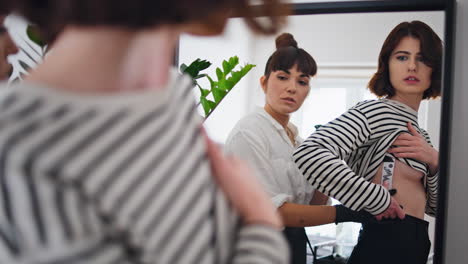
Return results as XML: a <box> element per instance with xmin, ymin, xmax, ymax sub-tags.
<box><xmin>178</xmin><ymin>3</ymin><xmax>449</xmax><ymax>263</ymax></box>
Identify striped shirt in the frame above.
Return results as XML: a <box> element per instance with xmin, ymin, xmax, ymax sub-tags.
<box><xmin>293</xmin><ymin>99</ymin><xmax>438</xmax><ymax>216</ymax></box>
<box><xmin>0</xmin><ymin>70</ymin><xmax>288</xmax><ymax>263</ymax></box>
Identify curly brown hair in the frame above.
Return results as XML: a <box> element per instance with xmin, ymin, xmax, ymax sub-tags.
<box><xmin>1</xmin><ymin>0</ymin><xmax>288</xmax><ymax>41</ymax></box>
<box><xmin>368</xmin><ymin>20</ymin><xmax>443</xmax><ymax>99</ymax></box>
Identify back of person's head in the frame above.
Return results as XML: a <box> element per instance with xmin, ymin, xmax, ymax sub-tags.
<box><xmin>1</xmin><ymin>0</ymin><xmax>287</xmax><ymax>41</ymax></box>
<box><xmin>368</xmin><ymin>20</ymin><xmax>443</xmax><ymax>99</ymax></box>
<box><xmin>264</xmin><ymin>33</ymin><xmax>317</xmax><ymax>80</ymax></box>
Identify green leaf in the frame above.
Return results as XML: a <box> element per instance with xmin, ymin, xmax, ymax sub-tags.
<box><xmin>182</xmin><ymin>59</ymin><xmax>211</xmax><ymax>79</ymax></box>
<box><xmin>26</xmin><ymin>25</ymin><xmax>46</xmax><ymax>47</ymax></box>
<box><xmin>212</xmin><ymin>87</ymin><xmax>228</xmax><ymax>103</ymax></box>
<box><xmin>222</xmin><ymin>56</ymin><xmax>239</xmax><ymax>76</ymax></box>
<box><xmin>216</xmin><ymin>67</ymin><xmax>224</xmax><ymax>81</ymax></box>
<box><xmin>194</xmin><ymin>74</ymin><xmax>207</xmax><ymax>80</ymax></box>
<box><xmin>200</xmin><ymin>97</ymin><xmax>211</xmax><ymax>116</ymax></box>
<box><xmin>229</xmin><ymin>56</ymin><xmax>239</xmax><ymax>66</ymax></box>
<box><xmin>180</xmin><ymin>63</ymin><xmax>188</xmax><ymax>72</ymax></box>
<box><xmin>198</xmin><ymin>85</ymin><xmax>210</xmax><ymax>97</ymax></box>
<box><xmin>225</xmin><ymin>63</ymin><xmax>255</xmax><ymax>91</ymax></box>
<box><xmin>206</xmin><ymin>75</ymin><xmax>217</xmax><ymax>90</ymax></box>
<box><xmin>200</xmin><ymin>97</ymin><xmax>216</xmax><ymax>117</ymax></box>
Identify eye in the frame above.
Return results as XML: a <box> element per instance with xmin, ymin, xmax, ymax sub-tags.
<box><xmin>396</xmin><ymin>55</ymin><xmax>408</xmax><ymax>61</ymax></box>
<box><xmin>277</xmin><ymin>75</ymin><xmax>288</xmax><ymax>81</ymax></box>
<box><xmin>298</xmin><ymin>80</ymin><xmax>309</xmax><ymax>86</ymax></box>
<box><xmin>416</xmin><ymin>56</ymin><xmax>428</xmax><ymax>64</ymax></box>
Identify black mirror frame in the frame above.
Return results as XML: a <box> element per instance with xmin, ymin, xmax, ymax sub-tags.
<box><xmin>288</xmin><ymin>2</ymin><xmax>455</xmax><ymax>264</ymax></box>
<box><xmin>177</xmin><ymin>2</ymin><xmax>455</xmax><ymax>263</ymax></box>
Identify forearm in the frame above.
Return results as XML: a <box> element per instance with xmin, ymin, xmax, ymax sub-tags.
<box><xmin>294</xmin><ymin>147</ymin><xmax>391</xmax><ymax>215</ymax></box>
<box><xmin>278</xmin><ymin>203</ymin><xmax>335</xmax><ymax>227</ymax></box>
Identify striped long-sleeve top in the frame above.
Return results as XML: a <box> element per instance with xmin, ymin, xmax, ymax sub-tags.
<box><xmin>0</xmin><ymin>70</ymin><xmax>289</xmax><ymax>263</ymax></box>
<box><xmin>293</xmin><ymin>99</ymin><xmax>438</xmax><ymax>216</ymax></box>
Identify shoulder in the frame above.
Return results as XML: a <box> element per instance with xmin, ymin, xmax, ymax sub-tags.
<box><xmin>226</xmin><ymin>111</ymin><xmax>273</xmax><ymax>147</ymax></box>
<box><xmin>230</xmin><ymin>111</ymin><xmax>273</xmax><ymax>135</ymax></box>
<box><xmin>352</xmin><ymin>99</ymin><xmax>388</xmax><ymax>112</ymax></box>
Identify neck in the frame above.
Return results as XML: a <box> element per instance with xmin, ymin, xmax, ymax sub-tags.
<box><xmin>264</xmin><ymin>104</ymin><xmax>290</xmax><ymax>128</ymax></box>
<box><xmin>388</xmin><ymin>93</ymin><xmax>423</xmax><ymax>112</ymax></box>
<box><xmin>27</xmin><ymin>26</ymin><xmax>178</xmax><ymax>93</ymax></box>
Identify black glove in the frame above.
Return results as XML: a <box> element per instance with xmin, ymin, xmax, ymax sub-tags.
<box><xmin>334</xmin><ymin>204</ymin><xmax>377</xmax><ymax>224</ymax></box>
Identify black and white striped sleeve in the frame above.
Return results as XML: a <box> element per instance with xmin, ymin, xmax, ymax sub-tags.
<box><xmin>293</xmin><ymin>108</ymin><xmax>392</xmax><ymax>215</ymax></box>
<box><xmin>213</xmin><ymin>190</ymin><xmax>289</xmax><ymax>264</ymax></box>
<box><xmin>421</xmin><ymin>129</ymin><xmax>438</xmax><ymax>216</ymax></box>
<box><xmin>232</xmin><ymin>225</ymin><xmax>289</xmax><ymax>264</ymax></box>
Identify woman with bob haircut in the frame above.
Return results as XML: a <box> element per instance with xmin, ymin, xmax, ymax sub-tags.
<box><xmin>293</xmin><ymin>20</ymin><xmax>442</xmax><ymax>264</ymax></box>
<box><xmin>226</xmin><ymin>32</ymin><xmax>376</xmax><ymax>264</ymax></box>
<box><xmin>0</xmin><ymin>1</ymin><xmax>292</xmax><ymax>263</ymax></box>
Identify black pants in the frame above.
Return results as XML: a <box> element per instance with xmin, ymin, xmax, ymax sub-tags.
<box><xmin>283</xmin><ymin>227</ymin><xmax>307</xmax><ymax>264</ymax></box>
<box><xmin>347</xmin><ymin>215</ymin><xmax>431</xmax><ymax>264</ymax></box>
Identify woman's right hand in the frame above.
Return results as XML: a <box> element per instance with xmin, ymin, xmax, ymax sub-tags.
<box><xmin>203</xmin><ymin>130</ymin><xmax>282</xmax><ymax>229</ymax></box>
<box><xmin>375</xmin><ymin>197</ymin><xmax>405</xmax><ymax>221</ymax></box>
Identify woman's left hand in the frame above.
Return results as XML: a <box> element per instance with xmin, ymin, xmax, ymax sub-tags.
<box><xmin>387</xmin><ymin>122</ymin><xmax>439</xmax><ymax>175</ymax></box>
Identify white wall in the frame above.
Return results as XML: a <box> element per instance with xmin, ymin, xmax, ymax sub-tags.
<box><xmin>444</xmin><ymin>0</ymin><xmax>468</xmax><ymax>263</ymax></box>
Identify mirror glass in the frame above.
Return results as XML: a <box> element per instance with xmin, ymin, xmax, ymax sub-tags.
<box><xmin>179</xmin><ymin>9</ymin><xmax>444</xmax><ymax>262</ymax></box>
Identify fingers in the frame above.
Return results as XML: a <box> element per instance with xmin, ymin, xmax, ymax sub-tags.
<box><xmin>382</xmin><ymin>180</ymin><xmax>390</xmax><ymax>190</ymax></box>
<box><xmin>375</xmin><ymin>198</ymin><xmax>405</xmax><ymax>221</ymax></box>
<box><xmin>204</xmin><ymin>131</ymin><xmax>223</xmax><ymax>167</ymax></box>
<box><xmin>396</xmin><ymin>205</ymin><xmax>406</xmax><ymax>219</ymax></box>
<box><xmin>394</xmin><ymin>133</ymin><xmax>413</xmax><ymax>141</ymax></box>
<box><xmin>407</xmin><ymin>122</ymin><xmax>423</xmax><ymax>138</ymax></box>
<box><xmin>388</xmin><ymin>146</ymin><xmax>418</xmax><ymax>153</ymax></box>
<box><xmin>391</xmin><ymin>139</ymin><xmax>413</xmax><ymax>146</ymax></box>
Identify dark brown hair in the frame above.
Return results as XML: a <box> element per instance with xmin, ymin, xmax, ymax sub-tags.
<box><xmin>1</xmin><ymin>0</ymin><xmax>287</xmax><ymax>41</ymax></box>
<box><xmin>368</xmin><ymin>20</ymin><xmax>443</xmax><ymax>99</ymax></box>
<box><xmin>264</xmin><ymin>33</ymin><xmax>317</xmax><ymax>79</ymax></box>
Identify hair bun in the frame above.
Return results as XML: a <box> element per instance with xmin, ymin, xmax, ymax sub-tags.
<box><xmin>275</xmin><ymin>33</ymin><xmax>298</xmax><ymax>49</ymax></box>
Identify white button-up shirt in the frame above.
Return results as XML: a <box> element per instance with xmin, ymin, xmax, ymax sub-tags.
<box><xmin>225</xmin><ymin>107</ymin><xmax>316</xmax><ymax>208</ymax></box>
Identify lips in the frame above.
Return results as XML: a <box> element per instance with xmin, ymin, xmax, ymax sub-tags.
<box><xmin>281</xmin><ymin>97</ymin><xmax>296</xmax><ymax>104</ymax></box>
<box><xmin>404</xmin><ymin>76</ymin><xmax>420</xmax><ymax>84</ymax></box>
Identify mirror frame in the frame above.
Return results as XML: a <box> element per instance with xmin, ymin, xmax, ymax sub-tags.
<box><xmin>288</xmin><ymin>2</ymin><xmax>455</xmax><ymax>264</ymax></box>
<box><xmin>178</xmin><ymin>1</ymin><xmax>455</xmax><ymax>263</ymax></box>
<box><xmin>238</xmin><ymin>1</ymin><xmax>454</xmax><ymax>263</ymax></box>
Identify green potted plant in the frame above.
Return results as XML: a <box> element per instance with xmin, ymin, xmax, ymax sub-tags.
<box><xmin>180</xmin><ymin>56</ymin><xmax>255</xmax><ymax>119</ymax></box>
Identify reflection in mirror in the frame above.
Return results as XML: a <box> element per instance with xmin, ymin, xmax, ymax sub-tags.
<box><xmin>179</xmin><ymin>10</ymin><xmax>444</xmax><ymax>263</ymax></box>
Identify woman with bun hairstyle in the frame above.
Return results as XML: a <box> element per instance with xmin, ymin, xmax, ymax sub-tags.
<box><xmin>293</xmin><ymin>21</ymin><xmax>442</xmax><ymax>264</ymax></box>
<box><xmin>0</xmin><ymin>1</ymin><xmax>293</xmax><ymax>263</ymax></box>
<box><xmin>225</xmin><ymin>33</ymin><xmax>371</xmax><ymax>264</ymax></box>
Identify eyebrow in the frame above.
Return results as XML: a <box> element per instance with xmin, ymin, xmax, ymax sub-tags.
<box><xmin>393</xmin><ymin>50</ymin><xmax>422</xmax><ymax>56</ymax></box>
<box><xmin>280</xmin><ymin>70</ymin><xmax>310</xmax><ymax>78</ymax></box>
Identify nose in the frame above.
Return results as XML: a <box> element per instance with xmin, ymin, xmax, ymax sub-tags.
<box><xmin>408</xmin><ymin>57</ymin><xmax>417</xmax><ymax>72</ymax></box>
<box><xmin>286</xmin><ymin>80</ymin><xmax>297</xmax><ymax>93</ymax></box>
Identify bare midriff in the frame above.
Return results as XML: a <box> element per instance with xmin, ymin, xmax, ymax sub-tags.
<box><xmin>372</xmin><ymin>159</ymin><xmax>426</xmax><ymax>219</ymax></box>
